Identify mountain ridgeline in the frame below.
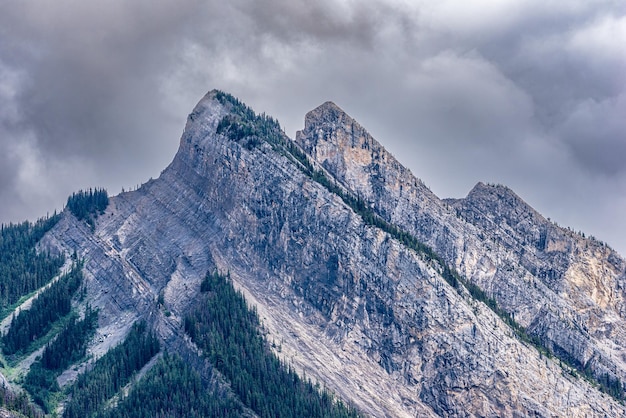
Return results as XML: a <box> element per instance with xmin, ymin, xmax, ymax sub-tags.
<box><xmin>1</xmin><ymin>90</ymin><xmax>626</xmax><ymax>417</ymax></box>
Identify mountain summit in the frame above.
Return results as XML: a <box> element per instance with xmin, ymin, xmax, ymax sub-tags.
<box><xmin>2</xmin><ymin>90</ymin><xmax>625</xmax><ymax>417</ymax></box>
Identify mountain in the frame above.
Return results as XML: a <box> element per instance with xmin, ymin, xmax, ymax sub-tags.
<box><xmin>1</xmin><ymin>90</ymin><xmax>625</xmax><ymax>417</ymax></box>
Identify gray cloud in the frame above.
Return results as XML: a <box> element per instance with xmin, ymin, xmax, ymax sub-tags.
<box><xmin>0</xmin><ymin>0</ymin><xmax>625</xmax><ymax>254</ymax></box>
<box><xmin>559</xmin><ymin>94</ymin><xmax>626</xmax><ymax>176</ymax></box>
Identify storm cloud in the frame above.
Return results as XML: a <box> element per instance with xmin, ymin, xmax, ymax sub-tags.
<box><xmin>1</xmin><ymin>0</ymin><xmax>625</xmax><ymax>253</ymax></box>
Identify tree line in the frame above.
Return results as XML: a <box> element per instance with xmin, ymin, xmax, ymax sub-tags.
<box><xmin>63</xmin><ymin>321</ymin><xmax>160</xmax><ymax>418</ymax></box>
<box><xmin>24</xmin><ymin>307</ymin><xmax>98</xmax><ymax>412</ymax></box>
<box><xmin>91</xmin><ymin>352</ymin><xmax>242</xmax><ymax>418</ymax></box>
<box><xmin>0</xmin><ymin>215</ymin><xmax>63</xmax><ymax>312</ymax></box>
<box><xmin>2</xmin><ymin>264</ymin><xmax>83</xmax><ymax>356</ymax></box>
<box><xmin>184</xmin><ymin>271</ymin><xmax>360</xmax><ymax>418</ymax></box>
<box><xmin>66</xmin><ymin>188</ymin><xmax>109</xmax><ymax>229</ymax></box>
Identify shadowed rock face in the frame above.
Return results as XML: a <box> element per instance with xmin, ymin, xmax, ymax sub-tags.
<box><xmin>38</xmin><ymin>90</ymin><xmax>626</xmax><ymax>417</ymax></box>
<box><xmin>297</xmin><ymin>100</ymin><xmax>626</xmax><ymax>393</ymax></box>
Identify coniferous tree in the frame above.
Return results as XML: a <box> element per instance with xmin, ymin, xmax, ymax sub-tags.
<box><xmin>0</xmin><ymin>215</ymin><xmax>63</xmax><ymax>311</ymax></box>
<box><xmin>66</xmin><ymin>188</ymin><xmax>109</xmax><ymax>229</ymax></box>
<box><xmin>24</xmin><ymin>307</ymin><xmax>98</xmax><ymax>412</ymax></box>
<box><xmin>0</xmin><ymin>382</ymin><xmax>43</xmax><ymax>418</ymax></box>
<box><xmin>92</xmin><ymin>353</ymin><xmax>242</xmax><ymax>418</ymax></box>
<box><xmin>184</xmin><ymin>271</ymin><xmax>360</xmax><ymax>418</ymax></box>
<box><xmin>2</xmin><ymin>264</ymin><xmax>83</xmax><ymax>356</ymax></box>
<box><xmin>63</xmin><ymin>321</ymin><xmax>160</xmax><ymax>418</ymax></box>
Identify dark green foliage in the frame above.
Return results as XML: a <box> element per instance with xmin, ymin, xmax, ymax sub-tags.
<box><xmin>215</xmin><ymin>91</ymin><xmax>257</xmax><ymax>123</ymax></box>
<box><xmin>24</xmin><ymin>307</ymin><xmax>99</xmax><ymax>412</ymax></box>
<box><xmin>63</xmin><ymin>321</ymin><xmax>160</xmax><ymax>418</ymax></box>
<box><xmin>0</xmin><ymin>383</ymin><xmax>43</xmax><ymax>418</ymax></box>
<box><xmin>244</xmin><ymin>98</ymin><xmax>626</xmax><ymax>402</ymax></box>
<box><xmin>66</xmin><ymin>188</ymin><xmax>109</xmax><ymax>229</ymax></box>
<box><xmin>41</xmin><ymin>306</ymin><xmax>98</xmax><ymax>370</ymax></box>
<box><xmin>185</xmin><ymin>271</ymin><xmax>360</xmax><ymax>418</ymax></box>
<box><xmin>2</xmin><ymin>264</ymin><xmax>83</xmax><ymax>356</ymax></box>
<box><xmin>557</xmin><ymin>349</ymin><xmax>625</xmax><ymax>401</ymax></box>
<box><xmin>92</xmin><ymin>353</ymin><xmax>242</xmax><ymax>418</ymax></box>
<box><xmin>23</xmin><ymin>364</ymin><xmax>59</xmax><ymax>413</ymax></box>
<box><xmin>0</xmin><ymin>215</ymin><xmax>63</xmax><ymax>312</ymax></box>
<box><xmin>216</xmin><ymin>114</ymin><xmax>256</xmax><ymax>142</ymax></box>
<box><xmin>598</xmin><ymin>373</ymin><xmax>624</xmax><ymax>401</ymax></box>
<box><xmin>214</xmin><ymin>90</ymin><xmax>284</xmax><ymax>151</ymax></box>
<box><xmin>216</xmin><ymin>91</ymin><xmax>624</xmax><ymax>401</ymax></box>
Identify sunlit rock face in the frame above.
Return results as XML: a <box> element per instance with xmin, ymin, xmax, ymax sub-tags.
<box><xmin>39</xmin><ymin>91</ymin><xmax>626</xmax><ymax>417</ymax></box>
<box><xmin>297</xmin><ymin>99</ymin><xmax>626</xmax><ymax>403</ymax></box>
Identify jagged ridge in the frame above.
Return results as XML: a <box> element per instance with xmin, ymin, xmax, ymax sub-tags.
<box><xmin>9</xmin><ymin>90</ymin><xmax>624</xmax><ymax>417</ymax></box>
<box><xmin>296</xmin><ymin>98</ymin><xmax>626</xmax><ymax>401</ymax></box>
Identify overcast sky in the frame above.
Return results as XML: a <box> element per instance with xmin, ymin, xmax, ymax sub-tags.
<box><xmin>1</xmin><ymin>0</ymin><xmax>625</xmax><ymax>254</ymax></box>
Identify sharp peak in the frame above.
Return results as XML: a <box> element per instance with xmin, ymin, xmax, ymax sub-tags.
<box><xmin>205</xmin><ymin>88</ymin><xmax>222</xmax><ymax>97</ymax></box>
<box><xmin>469</xmin><ymin>181</ymin><xmax>514</xmax><ymax>195</ymax></box>
<box><xmin>189</xmin><ymin>89</ymin><xmax>227</xmax><ymax>115</ymax></box>
<box><xmin>187</xmin><ymin>89</ymin><xmax>260</xmax><ymax>128</ymax></box>
<box><xmin>466</xmin><ymin>182</ymin><xmax>544</xmax><ymax>218</ymax></box>
<box><xmin>193</xmin><ymin>89</ymin><xmax>253</xmax><ymax>110</ymax></box>
<box><xmin>467</xmin><ymin>182</ymin><xmax>520</xmax><ymax>201</ymax></box>
<box><xmin>313</xmin><ymin>101</ymin><xmax>345</xmax><ymax>113</ymax></box>
<box><xmin>196</xmin><ymin>89</ymin><xmax>223</xmax><ymax>104</ymax></box>
<box><xmin>197</xmin><ymin>89</ymin><xmax>239</xmax><ymax>108</ymax></box>
<box><xmin>305</xmin><ymin>100</ymin><xmax>354</xmax><ymax>128</ymax></box>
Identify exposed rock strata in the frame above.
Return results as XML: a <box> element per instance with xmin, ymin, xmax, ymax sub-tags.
<box><xmin>296</xmin><ymin>100</ymin><xmax>626</xmax><ymax>390</ymax></box>
<box><xmin>36</xmin><ymin>91</ymin><xmax>626</xmax><ymax>417</ymax></box>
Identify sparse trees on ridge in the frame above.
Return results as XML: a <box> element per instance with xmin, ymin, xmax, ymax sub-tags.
<box><xmin>66</xmin><ymin>188</ymin><xmax>109</xmax><ymax>229</ymax></box>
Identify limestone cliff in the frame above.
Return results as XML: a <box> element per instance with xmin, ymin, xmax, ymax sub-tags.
<box><xmin>29</xmin><ymin>91</ymin><xmax>626</xmax><ymax>416</ymax></box>
<box><xmin>296</xmin><ymin>100</ymin><xmax>626</xmax><ymax>394</ymax></box>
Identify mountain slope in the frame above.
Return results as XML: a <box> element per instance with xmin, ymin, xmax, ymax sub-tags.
<box><xmin>2</xmin><ymin>90</ymin><xmax>624</xmax><ymax>417</ymax></box>
<box><xmin>296</xmin><ymin>100</ymin><xmax>626</xmax><ymax>395</ymax></box>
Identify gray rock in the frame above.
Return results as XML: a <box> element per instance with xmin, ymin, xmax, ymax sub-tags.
<box><xmin>297</xmin><ymin>99</ymin><xmax>626</xmax><ymax>397</ymax></box>
<box><xmin>35</xmin><ymin>90</ymin><xmax>626</xmax><ymax>417</ymax></box>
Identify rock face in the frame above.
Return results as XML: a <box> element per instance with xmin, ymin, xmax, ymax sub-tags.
<box><xmin>38</xmin><ymin>91</ymin><xmax>626</xmax><ymax>416</ymax></box>
<box><xmin>296</xmin><ymin>100</ymin><xmax>626</xmax><ymax>393</ymax></box>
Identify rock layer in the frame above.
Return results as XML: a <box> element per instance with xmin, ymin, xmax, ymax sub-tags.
<box><xmin>36</xmin><ymin>91</ymin><xmax>626</xmax><ymax>417</ymax></box>
<box><xmin>297</xmin><ymin>100</ymin><xmax>626</xmax><ymax>391</ymax></box>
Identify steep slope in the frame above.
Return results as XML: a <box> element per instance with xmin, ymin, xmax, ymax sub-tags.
<box><xmin>31</xmin><ymin>90</ymin><xmax>625</xmax><ymax>416</ymax></box>
<box><xmin>296</xmin><ymin>100</ymin><xmax>626</xmax><ymax>398</ymax></box>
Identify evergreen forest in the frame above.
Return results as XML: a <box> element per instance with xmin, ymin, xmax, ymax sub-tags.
<box><xmin>184</xmin><ymin>271</ymin><xmax>360</xmax><ymax>418</ymax></box>
<box><xmin>0</xmin><ymin>216</ymin><xmax>63</xmax><ymax>314</ymax></box>
<box><xmin>24</xmin><ymin>307</ymin><xmax>98</xmax><ymax>412</ymax></box>
<box><xmin>0</xmin><ymin>383</ymin><xmax>43</xmax><ymax>418</ymax></box>
<box><xmin>0</xmin><ymin>186</ymin><xmax>360</xmax><ymax>417</ymax></box>
<box><xmin>66</xmin><ymin>188</ymin><xmax>109</xmax><ymax>229</ymax></box>
<box><xmin>91</xmin><ymin>353</ymin><xmax>242</xmax><ymax>418</ymax></box>
<box><xmin>63</xmin><ymin>321</ymin><xmax>160</xmax><ymax>418</ymax></box>
<box><xmin>2</xmin><ymin>264</ymin><xmax>84</xmax><ymax>356</ymax></box>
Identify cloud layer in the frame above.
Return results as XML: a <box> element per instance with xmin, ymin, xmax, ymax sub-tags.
<box><xmin>1</xmin><ymin>0</ymin><xmax>625</xmax><ymax>253</ymax></box>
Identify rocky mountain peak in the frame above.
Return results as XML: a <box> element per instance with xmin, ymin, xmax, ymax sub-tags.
<box><xmin>302</xmin><ymin>100</ymin><xmax>353</xmax><ymax>132</ymax></box>
<box><xmin>187</xmin><ymin>89</ymin><xmax>223</xmax><ymax>117</ymax></box>
<box><xmin>296</xmin><ymin>100</ymin><xmax>436</xmax><ymax>213</ymax></box>
<box><xmin>16</xmin><ymin>90</ymin><xmax>626</xmax><ymax>417</ymax></box>
<box><xmin>462</xmin><ymin>181</ymin><xmax>547</xmax><ymax>226</ymax></box>
<box><xmin>467</xmin><ymin>181</ymin><xmax>529</xmax><ymax>206</ymax></box>
<box><xmin>300</xmin><ymin>99</ymin><xmax>377</xmax><ymax>147</ymax></box>
<box><xmin>180</xmin><ymin>90</ymin><xmax>227</xmax><ymax>150</ymax></box>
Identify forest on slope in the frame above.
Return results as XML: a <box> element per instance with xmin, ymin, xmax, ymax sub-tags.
<box><xmin>0</xmin><ymin>189</ymin><xmax>361</xmax><ymax>417</ymax></box>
